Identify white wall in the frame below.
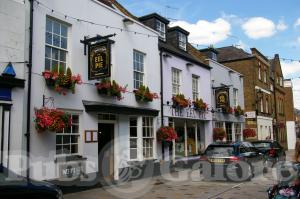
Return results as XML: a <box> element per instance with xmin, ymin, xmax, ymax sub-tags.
<box><xmin>287</xmin><ymin>121</ymin><xmax>296</xmax><ymax>150</ymax></box>
<box><xmin>257</xmin><ymin>116</ymin><xmax>273</xmax><ymax>140</ymax></box>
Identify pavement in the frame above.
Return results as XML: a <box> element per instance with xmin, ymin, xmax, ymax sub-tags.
<box><xmin>64</xmin><ymin>150</ymin><xmax>296</xmax><ymax>199</ymax></box>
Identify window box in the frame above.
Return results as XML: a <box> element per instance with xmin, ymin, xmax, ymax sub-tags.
<box><xmin>213</xmin><ymin>128</ymin><xmax>226</xmax><ymax>141</ymax></box>
<box><xmin>222</xmin><ymin>106</ymin><xmax>234</xmax><ymax>114</ymax></box>
<box><xmin>42</xmin><ymin>67</ymin><xmax>82</xmax><ymax>95</ymax></box>
<box><xmin>95</xmin><ymin>79</ymin><xmax>127</xmax><ymax>100</ymax></box>
<box><xmin>234</xmin><ymin>105</ymin><xmax>244</xmax><ymax>116</ymax></box>
<box><xmin>243</xmin><ymin>128</ymin><xmax>256</xmax><ymax>138</ymax></box>
<box><xmin>192</xmin><ymin>98</ymin><xmax>208</xmax><ymax>112</ymax></box>
<box><xmin>172</xmin><ymin>94</ymin><xmax>190</xmax><ymax>109</ymax></box>
<box><xmin>133</xmin><ymin>85</ymin><xmax>158</xmax><ymax>103</ymax></box>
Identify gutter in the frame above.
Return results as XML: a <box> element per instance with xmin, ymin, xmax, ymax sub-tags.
<box><xmin>26</xmin><ymin>0</ymin><xmax>34</xmax><ymax>180</ymax></box>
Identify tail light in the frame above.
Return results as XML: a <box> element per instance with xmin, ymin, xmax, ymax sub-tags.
<box><xmin>229</xmin><ymin>156</ymin><xmax>240</xmax><ymax>162</ymax></box>
<box><xmin>269</xmin><ymin>149</ymin><xmax>276</xmax><ymax>157</ymax></box>
<box><xmin>200</xmin><ymin>156</ymin><xmax>208</xmax><ymax>161</ymax></box>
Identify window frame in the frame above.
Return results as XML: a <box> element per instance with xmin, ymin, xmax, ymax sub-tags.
<box><xmin>156</xmin><ymin>20</ymin><xmax>166</xmax><ymax>41</ymax></box>
<box><xmin>56</xmin><ymin>113</ymin><xmax>80</xmax><ymax>157</ymax></box>
<box><xmin>192</xmin><ymin>75</ymin><xmax>199</xmax><ymax>100</ymax></box>
<box><xmin>133</xmin><ymin>50</ymin><xmax>145</xmax><ymax>89</ymax></box>
<box><xmin>142</xmin><ymin>117</ymin><xmax>154</xmax><ymax>159</ymax></box>
<box><xmin>45</xmin><ymin>17</ymin><xmax>69</xmax><ymax>72</ymax></box>
<box><xmin>233</xmin><ymin>88</ymin><xmax>239</xmax><ymax>107</ymax></box>
<box><xmin>129</xmin><ymin>117</ymin><xmax>139</xmax><ymax>160</ymax></box>
<box><xmin>258</xmin><ymin>67</ymin><xmax>261</xmax><ymax>80</ymax></box>
<box><xmin>172</xmin><ymin>68</ymin><xmax>181</xmax><ymax>95</ymax></box>
<box><xmin>178</xmin><ymin>32</ymin><xmax>187</xmax><ymax>51</ymax></box>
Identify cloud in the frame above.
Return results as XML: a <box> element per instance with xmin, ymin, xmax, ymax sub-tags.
<box><xmin>276</xmin><ymin>19</ymin><xmax>288</xmax><ymax>31</ymax></box>
<box><xmin>242</xmin><ymin>17</ymin><xmax>277</xmax><ymax>39</ymax></box>
<box><xmin>294</xmin><ymin>18</ymin><xmax>300</xmax><ymax>27</ymax></box>
<box><xmin>298</xmin><ymin>37</ymin><xmax>300</xmax><ymax>44</ymax></box>
<box><xmin>235</xmin><ymin>40</ymin><xmax>249</xmax><ymax>52</ymax></box>
<box><xmin>281</xmin><ymin>61</ymin><xmax>300</xmax><ymax>77</ymax></box>
<box><xmin>220</xmin><ymin>12</ymin><xmax>244</xmax><ymax>25</ymax></box>
<box><xmin>170</xmin><ymin>18</ymin><xmax>231</xmax><ymax>45</ymax></box>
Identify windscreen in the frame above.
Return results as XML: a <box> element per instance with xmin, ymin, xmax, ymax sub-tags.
<box><xmin>252</xmin><ymin>142</ymin><xmax>271</xmax><ymax>149</ymax></box>
<box><xmin>205</xmin><ymin>146</ymin><xmax>235</xmax><ymax>157</ymax></box>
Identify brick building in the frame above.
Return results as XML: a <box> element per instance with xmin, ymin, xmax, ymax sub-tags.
<box><xmin>270</xmin><ymin>54</ymin><xmax>287</xmax><ymax>149</ymax></box>
<box><xmin>216</xmin><ymin>46</ymin><xmax>274</xmax><ymax>141</ymax></box>
<box><xmin>284</xmin><ymin>80</ymin><xmax>296</xmax><ymax>149</ymax></box>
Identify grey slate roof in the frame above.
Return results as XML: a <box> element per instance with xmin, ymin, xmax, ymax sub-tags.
<box><xmin>216</xmin><ymin>46</ymin><xmax>253</xmax><ymax>62</ymax></box>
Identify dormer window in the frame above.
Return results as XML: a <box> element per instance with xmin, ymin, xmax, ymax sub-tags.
<box><xmin>178</xmin><ymin>32</ymin><xmax>187</xmax><ymax>51</ymax></box>
<box><xmin>156</xmin><ymin>20</ymin><xmax>166</xmax><ymax>41</ymax></box>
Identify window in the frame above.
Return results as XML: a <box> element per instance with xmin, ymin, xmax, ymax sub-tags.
<box><xmin>178</xmin><ymin>32</ymin><xmax>187</xmax><ymax>51</ymax></box>
<box><xmin>56</xmin><ymin>114</ymin><xmax>79</xmax><ymax>155</ymax></box>
<box><xmin>266</xmin><ymin>99</ymin><xmax>269</xmax><ymax>113</ymax></box>
<box><xmin>233</xmin><ymin>89</ymin><xmax>238</xmax><ymax>107</ymax></box>
<box><xmin>226</xmin><ymin>123</ymin><xmax>232</xmax><ymax>142</ymax></box>
<box><xmin>192</xmin><ymin>75</ymin><xmax>199</xmax><ymax>100</ymax></box>
<box><xmin>156</xmin><ymin>20</ymin><xmax>166</xmax><ymax>41</ymax></box>
<box><xmin>45</xmin><ymin>17</ymin><xmax>68</xmax><ymax>72</ymax></box>
<box><xmin>129</xmin><ymin>117</ymin><xmax>138</xmax><ymax>160</ymax></box>
<box><xmin>260</xmin><ymin>98</ymin><xmax>264</xmax><ymax>112</ymax></box>
<box><xmin>280</xmin><ymin>77</ymin><xmax>283</xmax><ymax>87</ymax></box>
<box><xmin>172</xmin><ymin>68</ymin><xmax>181</xmax><ymax>95</ymax></box>
<box><xmin>133</xmin><ymin>50</ymin><xmax>145</xmax><ymax>89</ymax></box>
<box><xmin>264</xmin><ymin>70</ymin><xmax>267</xmax><ymax>83</ymax></box>
<box><xmin>215</xmin><ymin>122</ymin><xmax>224</xmax><ymax>129</ymax></box>
<box><xmin>258</xmin><ymin>67</ymin><xmax>261</xmax><ymax>80</ymax></box>
<box><xmin>142</xmin><ymin>117</ymin><xmax>154</xmax><ymax>159</ymax></box>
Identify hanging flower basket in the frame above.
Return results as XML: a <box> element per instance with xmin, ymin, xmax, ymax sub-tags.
<box><xmin>42</xmin><ymin>67</ymin><xmax>82</xmax><ymax>95</ymax></box>
<box><xmin>34</xmin><ymin>107</ymin><xmax>71</xmax><ymax>133</ymax></box>
<box><xmin>223</xmin><ymin>106</ymin><xmax>234</xmax><ymax>114</ymax></box>
<box><xmin>243</xmin><ymin>128</ymin><xmax>256</xmax><ymax>138</ymax></box>
<box><xmin>157</xmin><ymin>126</ymin><xmax>178</xmax><ymax>143</ymax></box>
<box><xmin>133</xmin><ymin>85</ymin><xmax>159</xmax><ymax>102</ymax></box>
<box><xmin>193</xmin><ymin>98</ymin><xmax>208</xmax><ymax>111</ymax></box>
<box><xmin>172</xmin><ymin>94</ymin><xmax>190</xmax><ymax>109</ymax></box>
<box><xmin>213</xmin><ymin>128</ymin><xmax>226</xmax><ymax>141</ymax></box>
<box><xmin>234</xmin><ymin>105</ymin><xmax>244</xmax><ymax>116</ymax></box>
<box><xmin>95</xmin><ymin>79</ymin><xmax>127</xmax><ymax>100</ymax></box>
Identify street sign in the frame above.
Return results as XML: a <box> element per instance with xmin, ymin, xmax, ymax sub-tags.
<box><xmin>245</xmin><ymin>111</ymin><xmax>256</xmax><ymax>119</ymax></box>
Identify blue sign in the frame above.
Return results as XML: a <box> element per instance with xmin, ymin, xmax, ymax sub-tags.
<box><xmin>0</xmin><ymin>87</ymin><xmax>12</xmax><ymax>101</ymax></box>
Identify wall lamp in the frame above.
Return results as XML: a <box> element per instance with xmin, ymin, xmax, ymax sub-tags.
<box><xmin>123</xmin><ymin>18</ymin><xmax>134</xmax><ymax>25</ymax></box>
<box><xmin>186</xmin><ymin>63</ymin><xmax>193</xmax><ymax>67</ymax></box>
<box><xmin>162</xmin><ymin>53</ymin><xmax>172</xmax><ymax>58</ymax></box>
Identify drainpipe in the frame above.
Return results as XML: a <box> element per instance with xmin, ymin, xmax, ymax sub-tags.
<box><xmin>159</xmin><ymin>50</ymin><xmax>165</xmax><ymax>160</ymax></box>
<box><xmin>26</xmin><ymin>0</ymin><xmax>34</xmax><ymax>181</ymax></box>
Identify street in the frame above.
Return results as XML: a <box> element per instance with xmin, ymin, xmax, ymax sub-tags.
<box><xmin>64</xmin><ymin>151</ymin><xmax>294</xmax><ymax>199</ymax></box>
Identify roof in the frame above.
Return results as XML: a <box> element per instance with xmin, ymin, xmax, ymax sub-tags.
<box><xmin>216</xmin><ymin>46</ymin><xmax>253</xmax><ymax>63</ymax></box>
<box><xmin>159</xmin><ymin>42</ymin><xmax>211</xmax><ymax>70</ymax></box>
<box><xmin>168</xmin><ymin>26</ymin><xmax>190</xmax><ymax>35</ymax></box>
<box><xmin>139</xmin><ymin>13</ymin><xmax>170</xmax><ymax>24</ymax></box>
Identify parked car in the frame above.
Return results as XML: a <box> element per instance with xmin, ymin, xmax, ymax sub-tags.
<box><xmin>251</xmin><ymin>140</ymin><xmax>286</xmax><ymax>167</ymax></box>
<box><xmin>199</xmin><ymin>142</ymin><xmax>265</xmax><ymax>181</ymax></box>
<box><xmin>0</xmin><ymin>168</ymin><xmax>63</xmax><ymax>199</ymax></box>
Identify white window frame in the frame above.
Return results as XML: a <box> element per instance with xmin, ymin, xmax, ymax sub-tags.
<box><xmin>260</xmin><ymin>98</ymin><xmax>264</xmax><ymax>113</ymax></box>
<box><xmin>178</xmin><ymin>32</ymin><xmax>187</xmax><ymax>51</ymax></box>
<box><xmin>56</xmin><ymin>113</ymin><xmax>80</xmax><ymax>156</ymax></box>
<box><xmin>133</xmin><ymin>50</ymin><xmax>145</xmax><ymax>89</ymax></box>
<box><xmin>142</xmin><ymin>117</ymin><xmax>154</xmax><ymax>159</ymax></box>
<box><xmin>45</xmin><ymin>17</ymin><xmax>69</xmax><ymax>72</ymax></box>
<box><xmin>156</xmin><ymin>20</ymin><xmax>166</xmax><ymax>41</ymax></box>
<box><xmin>266</xmin><ymin>99</ymin><xmax>269</xmax><ymax>113</ymax></box>
<box><xmin>258</xmin><ymin>67</ymin><xmax>261</xmax><ymax>80</ymax></box>
<box><xmin>264</xmin><ymin>70</ymin><xmax>267</xmax><ymax>83</ymax></box>
<box><xmin>129</xmin><ymin>117</ymin><xmax>138</xmax><ymax>160</ymax></box>
<box><xmin>192</xmin><ymin>75</ymin><xmax>199</xmax><ymax>100</ymax></box>
<box><xmin>233</xmin><ymin>88</ymin><xmax>239</xmax><ymax>107</ymax></box>
<box><xmin>172</xmin><ymin>68</ymin><xmax>181</xmax><ymax>95</ymax></box>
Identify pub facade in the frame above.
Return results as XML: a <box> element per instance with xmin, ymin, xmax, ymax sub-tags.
<box><xmin>29</xmin><ymin>0</ymin><xmax>161</xmax><ymax>182</ymax></box>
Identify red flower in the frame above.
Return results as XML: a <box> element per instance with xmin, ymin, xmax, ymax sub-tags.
<box><xmin>243</xmin><ymin>129</ymin><xmax>256</xmax><ymax>138</ymax></box>
<box><xmin>157</xmin><ymin>127</ymin><xmax>178</xmax><ymax>142</ymax></box>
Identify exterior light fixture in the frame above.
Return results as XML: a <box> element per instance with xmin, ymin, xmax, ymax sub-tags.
<box><xmin>123</xmin><ymin>18</ymin><xmax>134</xmax><ymax>25</ymax></box>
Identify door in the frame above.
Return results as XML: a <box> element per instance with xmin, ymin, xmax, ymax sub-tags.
<box><xmin>98</xmin><ymin>123</ymin><xmax>114</xmax><ymax>180</ymax></box>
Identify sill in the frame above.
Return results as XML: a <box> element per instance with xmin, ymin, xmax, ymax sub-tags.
<box><xmin>54</xmin><ymin>155</ymin><xmax>87</xmax><ymax>163</ymax></box>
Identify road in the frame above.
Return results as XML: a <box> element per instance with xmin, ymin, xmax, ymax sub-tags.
<box><xmin>64</xmin><ymin>151</ymin><xmax>294</xmax><ymax>199</ymax></box>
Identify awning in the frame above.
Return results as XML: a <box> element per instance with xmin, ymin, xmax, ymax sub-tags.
<box><xmin>82</xmin><ymin>100</ymin><xmax>159</xmax><ymax>116</ymax></box>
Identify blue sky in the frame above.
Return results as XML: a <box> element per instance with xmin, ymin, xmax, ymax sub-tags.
<box><xmin>118</xmin><ymin>0</ymin><xmax>300</xmax><ymax>108</ymax></box>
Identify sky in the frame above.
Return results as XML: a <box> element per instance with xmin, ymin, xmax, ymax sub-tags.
<box><xmin>118</xmin><ymin>0</ymin><xmax>300</xmax><ymax>109</ymax></box>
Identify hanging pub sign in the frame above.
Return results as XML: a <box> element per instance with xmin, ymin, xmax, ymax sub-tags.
<box><xmin>88</xmin><ymin>41</ymin><xmax>111</xmax><ymax>80</ymax></box>
<box><xmin>215</xmin><ymin>88</ymin><xmax>229</xmax><ymax>108</ymax></box>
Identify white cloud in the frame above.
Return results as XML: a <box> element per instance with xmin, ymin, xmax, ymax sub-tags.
<box><xmin>297</xmin><ymin>37</ymin><xmax>300</xmax><ymax>44</ymax></box>
<box><xmin>294</xmin><ymin>18</ymin><xmax>300</xmax><ymax>27</ymax></box>
<box><xmin>236</xmin><ymin>40</ymin><xmax>249</xmax><ymax>51</ymax></box>
<box><xmin>276</xmin><ymin>19</ymin><xmax>288</xmax><ymax>31</ymax></box>
<box><xmin>170</xmin><ymin>18</ymin><xmax>231</xmax><ymax>45</ymax></box>
<box><xmin>242</xmin><ymin>17</ymin><xmax>276</xmax><ymax>39</ymax></box>
<box><xmin>281</xmin><ymin>61</ymin><xmax>300</xmax><ymax>77</ymax></box>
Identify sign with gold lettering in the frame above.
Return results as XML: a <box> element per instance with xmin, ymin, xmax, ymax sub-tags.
<box><xmin>215</xmin><ymin>88</ymin><xmax>229</xmax><ymax>108</ymax></box>
<box><xmin>88</xmin><ymin>41</ymin><xmax>111</xmax><ymax>80</ymax></box>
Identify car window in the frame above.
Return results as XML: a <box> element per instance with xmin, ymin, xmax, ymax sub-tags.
<box><xmin>205</xmin><ymin>146</ymin><xmax>235</xmax><ymax>157</ymax></box>
<box><xmin>239</xmin><ymin>145</ymin><xmax>250</xmax><ymax>154</ymax></box>
<box><xmin>252</xmin><ymin>142</ymin><xmax>271</xmax><ymax>149</ymax></box>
